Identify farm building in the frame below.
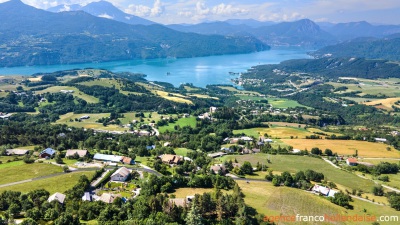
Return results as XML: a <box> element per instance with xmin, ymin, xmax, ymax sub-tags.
<box><xmin>111</xmin><ymin>167</ymin><xmax>130</xmax><ymax>182</ymax></box>
<box><xmin>48</xmin><ymin>192</ymin><xmax>66</xmax><ymax>204</ymax></box>
<box><xmin>39</xmin><ymin>148</ymin><xmax>56</xmax><ymax>158</ymax></box>
<box><xmin>240</xmin><ymin>136</ymin><xmax>253</xmax><ymax>142</ymax></box>
<box><xmin>80</xmin><ymin>115</ymin><xmax>90</xmax><ymax>120</ymax></box>
<box><xmin>5</xmin><ymin>149</ymin><xmax>29</xmax><ymax>156</ymax></box>
<box><xmin>93</xmin><ymin>153</ymin><xmax>123</xmax><ymax>163</ymax></box>
<box><xmin>346</xmin><ymin>158</ymin><xmax>358</xmax><ymax>166</ymax></box>
<box><xmin>65</xmin><ymin>149</ymin><xmax>88</xmax><ymax>158</ymax></box>
<box><xmin>208</xmin><ymin>152</ymin><xmax>227</xmax><ymax>158</ymax></box>
<box><xmin>82</xmin><ymin>192</ymin><xmax>92</xmax><ymax>201</ymax></box>
<box><xmin>121</xmin><ymin>156</ymin><xmax>135</xmax><ymax>165</ymax></box>
<box><xmin>374</xmin><ymin>138</ymin><xmax>387</xmax><ymax>143</ymax></box>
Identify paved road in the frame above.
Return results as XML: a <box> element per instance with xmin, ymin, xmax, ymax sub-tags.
<box><xmin>139</xmin><ymin>164</ymin><xmax>163</xmax><ymax>177</ymax></box>
<box><xmin>91</xmin><ymin>170</ymin><xmax>110</xmax><ymax>188</ymax></box>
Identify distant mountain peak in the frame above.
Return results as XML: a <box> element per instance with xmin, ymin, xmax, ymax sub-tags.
<box><xmin>47</xmin><ymin>0</ymin><xmax>156</xmax><ymax>25</ymax></box>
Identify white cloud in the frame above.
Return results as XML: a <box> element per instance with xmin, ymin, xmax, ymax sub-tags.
<box><xmin>98</xmin><ymin>13</ymin><xmax>114</xmax><ymax>19</ymax></box>
<box><xmin>211</xmin><ymin>3</ymin><xmax>248</xmax><ymax>16</ymax></box>
<box><xmin>259</xmin><ymin>12</ymin><xmax>305</xmax><ymax>22</ymax></box>
<box><xmin>178</xmin><ymin>11</ymin><xmax>193</xmax><ymax>17</ymax></box>
<box><xmin>126</xmin><ymin>0</ymin><xmax>165</xmax><ymax>17</ymax></box>
<box><xmin>195</xmin><ymin>1</ymin><xmax>209</xmax><ymax>15</ymax></box>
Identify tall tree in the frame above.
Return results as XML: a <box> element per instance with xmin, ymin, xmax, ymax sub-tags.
<box><xmin>185</xmin><ymin>203</ymin><xmax>203</xmax><ymax>225</ymax></box>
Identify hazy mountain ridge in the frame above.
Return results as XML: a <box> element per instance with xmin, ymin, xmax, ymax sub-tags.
<box><xmin>310</xmin><ymin>36</ymin><xmax>400</xmax><ymax>61</ymax></box>
<box><xmin>168</xmin><ymin>19</ymin><xmax>335</xmax><ymax>48</ymax></box>
<box><xmin>323</xmin><ymin>21</ymin><xmax>400</xmax><ymax>40</ymax></box>
<box><xmin>0</xmin><ymin>0</ymin><xmax>269</xmax><ymax>67</ymax></box>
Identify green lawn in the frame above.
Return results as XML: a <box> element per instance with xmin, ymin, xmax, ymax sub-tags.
<box><xmin>219</xmin><ymin>154</ymin><xmax>376</xmax><ymax>193</ymax></box>
<box><xmin>174</xmin><ymin>148</ymin><xmax>195</xmax><ymax>157</ymax></box>
<box><xmin>0</xmin><ymin>160</ymin><xmax>25</xmax><ymax>169</ymax></box>
<box><xmin>0</xmin><ymin>163</ymin><xmax>63</xmax><ymax>185</ymax></box>
<box><xmin>0</xmin><ymin>171</ymin><xmax>95</xmax><ymax>194</ymax></box>
<box><xmin>158</xmin><ymin>117</ymin><xmax>197</xmax><ymax>133</ymax></box>
<box><xmin>266</xmin><ymin>98</ymin><xmax>307</xmax><ymax>108</ymax></box>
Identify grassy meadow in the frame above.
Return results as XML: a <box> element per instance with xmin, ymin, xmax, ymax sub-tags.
<box><xmin>266</xmin><ymin>97</ymin><xmax>307</xmax><ymax>108</ymax></box>
<box><xmin>218</xmin><ymin>154</ymin><xmax>376</xmax><ymax>193</ymax></box>
<box><xmin>36</xmin><ymin>86</ymin><xmax>99</xmax><ymax>103</ymax></box>
<box><xmin>236</xmin><ymin>180</ymin><xmax>400</xmax><ymax>225</ymax></box>
<box><xmin>158</xmin><ymin>117</ymin><xmax>197</xmax><ymax>133</ymax></box>
<box><xmin>0</xmin><ymin>171</ymin><xmax>95</xmax><ymax>194</ymax></box>
<box><xmin>0</xmin><ymin>163</ymin><xmax>63</xmax><ymax>185</ymax></box>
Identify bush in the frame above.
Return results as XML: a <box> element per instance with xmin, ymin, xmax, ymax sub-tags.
<box><xmin>378</xmin><ymin>175</ymin><xmax>390</xmax><ymax>182</ymax></box>
<box><xmin>372</xmin><ymin>185</ymin><xmax>384</xmax><ymax>196</ymax></box>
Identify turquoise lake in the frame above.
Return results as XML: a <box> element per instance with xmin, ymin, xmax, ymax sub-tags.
<box><xmin>0</xmin><ymin>48</ymin><xmax>311</xmax><ymax>87</ymax></box>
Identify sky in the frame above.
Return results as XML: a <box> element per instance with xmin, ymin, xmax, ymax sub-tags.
<box><xmin>4</xmin><ymin>0</ymin><xmax>400</xmax><ymax>24</ymax></box>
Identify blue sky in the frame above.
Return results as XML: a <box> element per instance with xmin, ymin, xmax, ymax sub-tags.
<box><xmin>6</xmin><ymin>0</ymin><xmax>400</xmax><ymax>24</ymax></box>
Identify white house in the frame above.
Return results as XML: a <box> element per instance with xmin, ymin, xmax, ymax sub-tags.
<box><xmin>111</xmin><ymin>167</ymin><xmax>130</xmax><ymax>182</ymax></box>
<box><xmin>48</xmin><ymin>192</ymin><xmax>66</xmax><ymax>204</ymax></box>
<box><xmin>346</xmin><ymin>158</ymin><xmax>358</xmax><ymax>166</ymax></box>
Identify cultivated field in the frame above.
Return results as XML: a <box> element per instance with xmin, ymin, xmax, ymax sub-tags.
<box><xmin>35</xmin><ymin>86</ymin><xmax>99</xmax><ymax>103</ymax></box>
<box><xmin>282</xmin><ymin>139</ymin><xmax>400</xmax><ymax>158</ymax></box>
<box><xmin>363</xmin><ymin>97</ymin><xmax>400</xmax><ymax>111</ymax></box>
<box><xmin>233</xmin><ymin>126</ymin><xmax>310</xmax><ymax>139</ymax></box>
<box><xmin>153</xmin><ymin>90</ymin><xmax>193</xmax><ymax>104</ymax></box>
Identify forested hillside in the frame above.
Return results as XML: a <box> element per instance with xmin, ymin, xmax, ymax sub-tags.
<box><xmin>311</xmin><ymin>37</ymin><xmax>400</xmax><ymax>61</ymax></box>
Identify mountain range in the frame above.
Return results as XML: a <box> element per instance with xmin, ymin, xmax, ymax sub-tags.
<box><xmin>47</xmin><ymin>0</ymin><xmax>156</xmax><ymax>26</ymax></box>
<box><xmin>0</xmin><ymin>0</ymin><xmax>268</xmax><ymax>67</ymax></box>
<box><xmin>1</xmin><ymin>0</ymin><xmax>400</xmax><ymax>67</ymax></box>
<box><xmin>44</xmin><ymin>1</ymin><xmax>400</xmax><ymax>46</ymax></box>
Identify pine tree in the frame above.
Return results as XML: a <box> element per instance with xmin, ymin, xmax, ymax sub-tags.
<box><xmin>185</xmin><ymin>202</ymin><xmax>203</xmax><ymax>225</ymax></box>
